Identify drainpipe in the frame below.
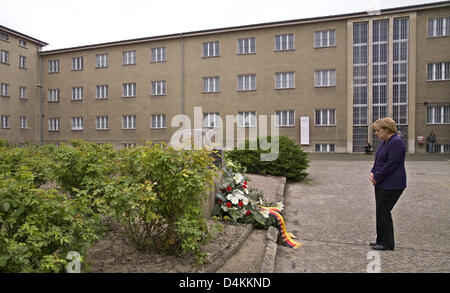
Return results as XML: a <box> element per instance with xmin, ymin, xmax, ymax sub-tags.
<box><xmin>38</xmin><ymin>53</ymin><xmax>44</xmax><ymax>146</ymax></box>
<box><xmin>181</xmin><ymin>33</ymin><xmax>185</xmax><ymax>115</ymax></box>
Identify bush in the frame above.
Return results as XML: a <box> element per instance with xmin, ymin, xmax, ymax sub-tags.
<box><xmin>105</xmin><ymin>143</ymin><xmax>218</xmax><ymax>256</ymax></box>
<box><xmin>225</xmin><ymin>136</ymin><xmax>309</xmax><ymax>182</ymax></box>
<box><xmin>0</xmin><ymin>169</ymin><xmax>104</xmax><ymax>273</ymax></box>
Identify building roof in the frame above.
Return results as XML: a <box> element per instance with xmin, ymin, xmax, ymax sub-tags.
<box><xmin>0</xmin><ymin>25</ymin><xmax>49</xmax><ymax>46</ymax></box>
<box><xmin>39</xmin><ymin>0</ymin><xmax>450</xmax><ymax>55</ymax></box>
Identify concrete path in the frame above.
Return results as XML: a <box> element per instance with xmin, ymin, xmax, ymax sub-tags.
<box><xmin>275</xmin><ymin>155</ymin><xmax>450</xmax><ymax>273</ymax></box>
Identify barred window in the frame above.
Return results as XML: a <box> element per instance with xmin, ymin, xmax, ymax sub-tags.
<box><xmin>152</xmin><ymin>47</ymin><xmax>166</xmax><ymax>62</ymax></box>
<box><xmin>428</xmin><ymin>16</ymin><xmax>450</xmax><ymax>37</ymax></box>
<box><xmin>1</xmin><ymin>50</ymin><xmax>9</xmax><ymax>64</ymax></box>
<box><xmin>315</xmin><ymin>144</ymin><xmax>335</xmax><ymax>152</ymax></box>
<box><xmin>203</xmin><ymin>41</ymin><xmax>219</xmax><ymax>57</ymax></box>
<box><xmin>238</xmin><ymin>75</ymin><xmax>256</xmax><ymax>91</ymax></box>
<box><xmin>19</xmin><ymin>56</ymin><xmax>27</xmax><ymax>69</ymax></box>
<box><xmin>275</xmin><ymin>34</ymin><xmax>294</xmax><ymax>51</ymax></box>
<box><xmin>427</xmin><ymin>62</ymin><xmax>450</xmax><ymax>81</ymax></box>
<box><xmin>275</xmin><ymin>72</ymin><xmax>295</xmax><ymax>89</ymax></box>
<box><xmin>151</xmin><ymin>114</ymin><xmax>166</xmax><ymax>129</ymax></box>
<box><xmin>19</xmin><ymin>87</ymin><xmax>27</xmax><ymax>99</ymax></box>
<box><xmin>427</xmin><ymin>106</ymin><xmax>450</xmax><ymax>124</ymax></box>
<box><xmin>275</xmin><ymin>110</ymin><xmax>295</xmax><ymax>127</ymax></box>
<box><xmin>237</xmin><ymin>37</ymin><xmax>255</xmax><ymax>54</ymax></box>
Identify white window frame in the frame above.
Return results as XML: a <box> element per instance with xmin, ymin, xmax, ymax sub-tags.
<box><xmin>151</xmin><ymin>81</ymin><xmax>166</xmax><ymax>96</ymax></box>
<box><xmin>275</xmin><ymin>72</ymin><xmax>295</xmax><ymax>89</ymax></box>
<box><xmin>237</xmin><ymin>37</ymin><xmax>256</xmax><ymax>54</ymax></box>
<box><xmin>427</xmin><ymin>62</ymin><xmax>450</xmax><ymax>81</ymax></box>
<box><xmin>96</xmin><ymin>85</ymin><xmax>108</xmax><ymax>99</ymax></box>
<box><xmin>238</xmin><ymin>74</ymin><xmax>256</xmax><ymax>91</ymax></box>
<box><xmin>1</xmin><ymin>115</ymin><xmax>10</xmax><ymax>129</ymax></box>
<box><xmin>20</xmin><ymin>116</ymin><xmax>28</xmax><ymax>129</ymax></box>
<box><xmin>428</xmin><ymin>16</ymin><xmax>450</xmax><ymax>37</ymax></box>
<box><xmin>203</xmin><ymin>77</ymin><xmax>220</xmax><ymax>93</ymax></box>
<box><xmin>96</xmin><ymin>54</ymin><xmax>108</xmax><ymax>68</ymax></box>
<box><xmin>314</xmin><ymin>30</ymin><xmax>336</xmax><ymax>48</ymax></box>
<box><xmin>123</xmin><ymin>50</ymin><xmax>136</xmax><ymax>65</ymax></box>
<box><xmin>315</xmin><ymin>70</ymin><xmax>336</xmax><ymax>87</ymax></box>
<box><xmin>71</xmin><ymin>117</ymin><xmax>84</xmax><ymax>130</ymax></box>
<box><xmin>72</xmin><ymin>57</ymin><xmax>83</xmax><ymax>71</ymax></box>
<box><xmin>48</xmin><ymin>89</ymin><xmax>60</xmax><ymax>102</ymax></box>
<box><xmin>315</xmin><ymin>143</ymin><xmax>335</xmax><ymax>152</ymax></box>
<box><xmin>274</xmin><ymin>34</ymin><xmax>294</xmax><ymax>51</ymax></box>
<box><xmin>427</xmin><ymin>105</ymin><xmax>450</xmax><ymax>124</ymax></box>
<box><xmin>19</xmin><ymin>87</ymin><xmax>27</xmax><ymax>99</ymax></box>
<box><xmin>122</xmin><ymin>83</ymin><xmax>136</xmax><ymax>97</ymax></box>
<box><xmin>237</xmin><ymin>111</ymin><xmax>257</xmax><ymax>127</ymax></box>
<box><xmin>19</xmin><ymin>55</ymin><xmax>27</xmax><ymax>69</ymax></box>
<box><xmin>49</xmin><ymin>60</ymin><xmax>59</xmax><ymax>73</ymax></box>
<box><xmin>1</xmin><ymin>50</ymin><xmax>9</xmax><ymax>64</ymax></box>
<box><xmin>1</xmin><ymin>83</ymin><xmax>9</xmax><ymax>97</ymax></box>
<box><xmin>96</xmin><ymin>116</ymin><xmax>109</xmax><ymax>130</ymax></box>
<box><xmin>48</xmin><ymin>118</ymin><xmax>60</xmax><ymax>131</ymax></box>
<box><xmin>203</xmin><ymin>41</ymin><xmax>220</xmax><ymax>57</ymax></box>
<box><xmin>315</xmin><ymin>109</ymin><xmax>336</xmax><ymax>126</ymax></box>
<box><xmin>71</xmin><ymin>87</ymin><xmax>83</xmax><ymax>101</ymax></box>
<box><xmin>203</xmin><ymin>112</ymin><xmax>221</xmax><ymax>128</ymax></box>
<box><xmin>275</xmin><ymin>110</ymin><xmax>295</xmax><ymax>127</ymax></box>
<box><xmin>151</xmin><ymin>114</ymin><xmax>166</xmax><ymax>129</ymax></box>
<box><xmin>151</xmin><ymin>47</ymin><xmax>166</xmax><ymax>62</ymax></box>
<box><xmin>122</xmin><ymin>115</ymin><xmax>136</xmax><ymax>129</ymax></box>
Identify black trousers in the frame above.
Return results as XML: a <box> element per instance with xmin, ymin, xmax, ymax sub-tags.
<box><xmin>375</xmin><ymin>186</ymin><xmax>404</xmax><ymax>249</ymax></box>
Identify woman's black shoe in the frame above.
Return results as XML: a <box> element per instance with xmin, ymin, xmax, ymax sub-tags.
<box><xmin>372</xmin><ymin>244</ymin><xmax>394</xmax><ymax>251</ymax></box>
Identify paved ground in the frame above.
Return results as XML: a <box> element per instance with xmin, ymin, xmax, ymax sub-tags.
<box><xmin>275</xmin><ymin>153</ymin><xmax>450</xmax><ymax>273</ymax></box>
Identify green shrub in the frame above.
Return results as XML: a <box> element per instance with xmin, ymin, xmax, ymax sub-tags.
<box><xmin>225</xmin><ymin>136</ymin><xmax>309</xmax><ymax>182</ymax></box>
<box><xmin>0</xmin><ymin>169</ymin><xmax>104</xmax><ymax>273</ymax></box>
<box><xmin>105</xmin><ymin>143</ymin><xmax>217</xmax><ymax>256</ymax></box>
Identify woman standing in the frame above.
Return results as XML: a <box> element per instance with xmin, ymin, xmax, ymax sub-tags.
<box><xmin>369</xmin><ymin>118</ymin><xmax>407</xmax><ymax>251</ymax></box>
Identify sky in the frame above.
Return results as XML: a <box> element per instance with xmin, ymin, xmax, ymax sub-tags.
<box><xmin>0</xmin><ymin>0</ymin><xmax>443</xmax><ymax>50</ymax></box>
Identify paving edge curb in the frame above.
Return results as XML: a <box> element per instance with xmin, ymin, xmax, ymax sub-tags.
<box><xmin>260</xmin><ymin>176</ymin><xmax>286</xmax><ymax>273</ymax></box>
<box><xmin>198</xmin><ymin>223</ymin><xmax>254</xmax><ymax>273</ymax></box>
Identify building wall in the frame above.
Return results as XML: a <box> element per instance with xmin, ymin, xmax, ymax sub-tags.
<box><xmin>2</xmin><ymin>3</ymin><xmax>450</xmax><ymax>152</ymax></box>
<box><xmin>415</xmin><ymin>7</ymin><xmax>450</xmax><ymax>153</ymax></box>
<box><xmin>0</xmin><ymin>30</ymin><xmax>42</xmax><ymax>145</ymax></box>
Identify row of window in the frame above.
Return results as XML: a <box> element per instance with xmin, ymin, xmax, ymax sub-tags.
<box><xmin>0</xmin><ymin>50</ymin><xmax>27</xmax><ymax>68</ymax></box>
<box><xmin>0</xmin><ymin>109</ymin><xmax>340</xmax><ymax>131</ymax></box>
<box><xmin>0</xmin><ymin>32</ymin><xmax>28</xmax><ymax>47</ymax></box>
<box><xmin>46</xmin><ymin>31</ymin><xmax>337</xmax><ymax>73</ymax></box>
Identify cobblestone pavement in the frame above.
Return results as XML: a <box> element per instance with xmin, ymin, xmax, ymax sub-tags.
<box><xmin>275</xmin><ymin>154</ymin><xmax>450</xmax><ymax>273</ymax></box>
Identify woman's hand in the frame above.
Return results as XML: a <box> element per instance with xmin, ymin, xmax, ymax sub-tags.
<box><xmin>369</xmin><ymin>172</ymin><xmax>377</xmax><ymax>184</ymax></box>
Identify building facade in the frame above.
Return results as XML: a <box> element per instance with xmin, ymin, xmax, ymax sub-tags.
<box><xmin>1</xmin><ymin>2</ymin><xmax>449</xmax><ymax>153</ymax></box>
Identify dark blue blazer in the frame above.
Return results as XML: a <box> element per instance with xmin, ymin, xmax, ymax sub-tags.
<box><xmin>371</xmin><ymin>133</ymin><xmax>407</xmax><ymax>190</ymax></box>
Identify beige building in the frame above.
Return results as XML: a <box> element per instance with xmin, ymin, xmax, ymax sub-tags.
<box><xmin>1</xmin><ymin>1</ymin><xmax>450</xmax><ymax>153</ymax></box>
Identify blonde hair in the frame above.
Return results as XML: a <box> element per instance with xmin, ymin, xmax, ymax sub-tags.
<box><xmin>372</xmin><ymin>117</ymin><xmax>397</xmax><ymax>134</ymax></box>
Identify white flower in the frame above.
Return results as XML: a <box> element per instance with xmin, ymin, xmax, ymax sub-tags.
<box><xmin>222</xmin><ymin>206</ymin><xmax>228</xmax><ymax>212</ymax></box>
<box><xmin>242</xmin><ymin>197</ymin><xmax>249</xmax><ymax>205</ymax></box>
<box><xmin>231</xmin><ymin>196</ymin><xmax>239</xmax><ymax>205</ymax></box>
<box><xmin>226</xmin><ymin>194</ymin><xmax>233</xmax><ymax>201</ymax></box>
<box><xmin>233</xmin><ymin>173</ymin><xmax>244</xmax><ymax>184</ymax></box>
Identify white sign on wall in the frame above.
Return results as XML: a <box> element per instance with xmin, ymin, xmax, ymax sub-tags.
<box><xmin>300</xmin><ymin>116</ymin><xmax>310</xmax><ymax>145</ymax></box>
